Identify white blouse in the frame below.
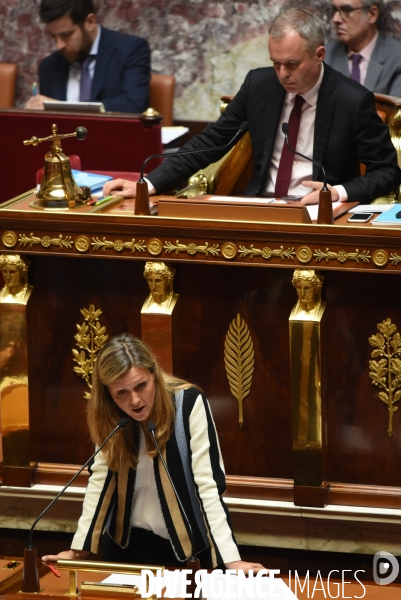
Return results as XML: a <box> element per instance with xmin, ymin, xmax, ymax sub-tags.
<box><xmin>131</xmin><ymin>428</ymin><xmax>169</xmax><ymax>539</ymax></box>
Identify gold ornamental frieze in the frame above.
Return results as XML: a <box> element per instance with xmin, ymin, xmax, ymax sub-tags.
<box><xmin>164</xmin><ymin>240</ymin><xmax>220</xmax><ymax>256</ymax></box>
<box><xmin>224</xmin><ymin>313</ymin><xmax>254</xmax><ymax>428</ymax></box>
<box><xmin>72</xmin><ymin>305</ymin><xmax>109</xmax><ymax>400</ymax></box>
<box><xmin>238</xmin><ymin>244</ymin><xmax>295</xmax><ymax>261</ymax></box>
<box><xmin>74</xmin><ymin>235</ymin><xmax>91</xmax><ymax>253</ymax></box>
<box><xmin>314</xmin><ymin>248</ymin><xmax>371</xmax><ymax>264</ymax></box>
<box><xmin>91</xmin><ymin>237</ymin><xmax>146</xmax><ymax>253</ymax></box>
<box><xmin>147</xmin><ymin>238</ymin><xmax>163</xmax><ymax>256</ymax></box>
<box><xmin>18</xmin><ymin>233</ymin><xmax>73</xmax><ymax>249</ymax></box>
<box><xmin>390</xmin><ymin>252</ymin><xmax>401</xmax><ymax>265</ymax></box>
<box><xmin>221</xmin><ymin>242</ymin><xmax>238</xmax><ymax>260</ymax></box>
<box><xmin>2</xmin><ymin>231</ymin><xmax>18</xmax><ymax>248</ymax></box>
<box><xmin>296</xmin><ymin>246</ymin><xmax>313</xmax><ymax>264</ymax></box>
<box><xmin>369</xmin><ymin>318</ymin><xmax>401</xmax><ymax>438</ymax></box>
<box><xmin>372</xmin><ymin>249</ymin><xmax>389</xmax><ymax>267</ymax></box>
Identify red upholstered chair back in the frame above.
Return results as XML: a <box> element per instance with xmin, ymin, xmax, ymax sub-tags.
<box><xmin>149</xmin><ymin>74</ymin><xmax>175</xmax><ymax>126</ymax></box>
<box><xmin>0</xmin><ymin>63</ymin><xmax>18</xmax><ymax>108</ymax></box>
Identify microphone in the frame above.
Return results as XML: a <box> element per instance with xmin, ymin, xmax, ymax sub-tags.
<box><xmin>281</xmin><ymin>122</ymin><xmax>333</xmax><ymax>224</ymax></box>
<box><xmin>21</xmin><ymin>417</ymin><xmax>129</xmax><ymax>593</ymax></box>
<box><xmin>134</xmin><ymin>122</ymin><xmax>249</xmax><ymax>216</ymax></box>
<box><xmin>147</xmin><ymin>421</ymin><xmax>202</xmax><ymax>598</ymax></box>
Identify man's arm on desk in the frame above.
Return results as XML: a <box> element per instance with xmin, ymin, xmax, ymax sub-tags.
<box><xmin>25</xmin><ymin>94</ymin><xmax>57</xmax><ymax>110</ymax></box>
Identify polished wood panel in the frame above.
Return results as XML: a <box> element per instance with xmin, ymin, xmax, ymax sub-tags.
<box><xmin>1</xmin><ymin>196</ymin><xmax>401</xmax><ymax>509</ymax></box>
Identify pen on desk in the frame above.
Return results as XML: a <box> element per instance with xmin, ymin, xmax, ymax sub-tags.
<box><xmin>32</xmin><ymin>82</ymin><xmax>38</xmax><ymax>97</ymax></box>
<box><xmin>95</xmin><ymin>195</ymin><xmax>114</xmax><ymax>205</ymax></box>
<box><xmin>46</xmin><ymin>563</ymin><xmax>61</xmax><ymax>578</ymax></box>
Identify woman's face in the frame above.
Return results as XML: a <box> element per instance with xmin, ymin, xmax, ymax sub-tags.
<box><xmin>108</xmin><ymin>366</ymin><xmax>156</xmax><ymax>422</ymax></box>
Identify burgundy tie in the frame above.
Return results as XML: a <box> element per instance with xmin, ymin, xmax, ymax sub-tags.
<box><xmin>350</xmin><ymin>53</ymin><xmax>362</xmax><ymax>83</ymax></box>
<box><xmin>274</xmin><ymin>94</ymin><xmax>305</xmax><ymax>198</ymax></box>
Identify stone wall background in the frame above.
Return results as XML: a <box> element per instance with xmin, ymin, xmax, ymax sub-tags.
<box><xmin>1</xmin><ymin>0</ymin><xmax>401</xmax><ymax>120</ymax></box>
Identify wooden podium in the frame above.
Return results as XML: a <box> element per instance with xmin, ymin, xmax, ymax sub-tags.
<box><xmin>0</xmin><ymin>191</ymin><xmax>401</xmax><ymax>515</ymax></box>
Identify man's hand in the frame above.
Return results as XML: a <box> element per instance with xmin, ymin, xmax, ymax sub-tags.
<box><xmin>225</xmin><ymin>560</ymin><xmax>267</xmax><ymax>575</ymax></box>
<box><xmin>300</xmin><ymin>181</ymin><xmax>340</xmax><ymax>205</ymax></box>
<box><xmin>25</xmin><ymin>94</ymin><xmax>57</xmax><ymax>110</ymax></box>
<box><xmin>103</xmin><ymin>178</ymin><xmax>138</xmax><ymax>199</ymax></box>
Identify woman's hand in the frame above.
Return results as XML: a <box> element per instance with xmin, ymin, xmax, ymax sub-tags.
<box><xmin>225</xmin><ymin>560</ymin><xmax>267</xmax><ymax>575</ymax></box>
<box><xmin>42</xmin><ymin>549</ymin><xmax>90</xmax><ymax>562</ymax></box>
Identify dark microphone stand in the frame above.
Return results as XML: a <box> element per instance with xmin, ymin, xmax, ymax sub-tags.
<box><xmin>282</xmin><ymin>122</ymin><xmax>333</xmax><ymax>224</ymax></box>
<box><xmin>148</xmin><ymin>421</ymin><xmax>202</xmax><ymax>599</ymax></box>
<box><xmin>21</xmin><ymin>417</ymin><xmax>129</xmax><ymax>593</ymax></box>
<box><xmin>135</xmin><ymin>122</ymin><xmax>249</xmax><ymax>216</ymax></box>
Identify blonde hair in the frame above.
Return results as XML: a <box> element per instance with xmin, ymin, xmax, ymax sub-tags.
<box><xmin>88</xmin><ymin>333</ymin><xmax>193</xmax><ymax>471</ymax></box>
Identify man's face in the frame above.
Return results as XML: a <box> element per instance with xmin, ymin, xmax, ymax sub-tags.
<box><xmin>45</xmin><ymin>14</ymin><xmax>96</xmax><ymax>63</ymax></box>
<box><xmin>331</xmin><ymin>0</ymin><xmax>379</xmax><ymax>49</ymax></box>
<box><xmin>269</xmin><ymin>30</ymin><xmax>325</xmax><ymax>95</ymax></box>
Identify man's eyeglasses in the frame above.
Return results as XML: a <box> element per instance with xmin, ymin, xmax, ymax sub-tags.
<box><xmin>330</xmin><ymin>5</ymin><xmax>372</xmax><ymax>19</ymax></box>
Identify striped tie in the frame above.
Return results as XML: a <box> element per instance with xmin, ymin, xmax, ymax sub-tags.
<box><xmin>79</xmin><ymin>55</ymin><xmax>94</xmax><ymax>102</ymax></box>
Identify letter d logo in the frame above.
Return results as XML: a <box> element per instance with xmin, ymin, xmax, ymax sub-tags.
<box><xmin>373</xmin><ymin>551</ymin><xmax>399</xmax><ymax>585</ymax></box>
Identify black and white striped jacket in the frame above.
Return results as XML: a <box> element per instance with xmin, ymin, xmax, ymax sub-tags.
<box><xmin>71</xmin><ymin>387</ymin><xmax>240</xmax><ymax>567</ymax></box>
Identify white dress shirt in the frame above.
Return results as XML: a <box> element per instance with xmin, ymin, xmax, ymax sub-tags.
<box><xmin>265</xmin><ymin>64</ymin><xmax>347</xmax><ymax>200</ymax></box>
<box><xmin>67</xmin><ymin>26</ymin><xmax>101</xmax><ymax>102</ymax></box>
<box><xmin>348</xmin><ymin>31</ymin><xmax>378</xmax><ymax>87</ymax></box>
<box><xmin>131</xmin><ymin>428</ymin><xmax>169</xmax><ymax>539</ymax></box>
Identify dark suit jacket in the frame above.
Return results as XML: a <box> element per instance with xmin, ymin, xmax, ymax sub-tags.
<box><xmin>39</xmin><ymin>27</ymin><xmax>150</xmax><ymax>113</ymax></box>
<box><xmin>325</xmin><ymin>34</ymin><xmax>401</xmax><ymax>97</ymax></box>
<box><xmin>148</xmin><ymin>64</ymin><xmax>400</xmax><ymax>203</ymax></box>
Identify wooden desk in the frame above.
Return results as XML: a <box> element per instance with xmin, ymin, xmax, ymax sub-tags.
<box><xmin>0</xmin><ymin>109</ymin><xmax>163</xmax><ymax>203</ymax></box>
<box><xmin>0</xmin><ymin>195</ymin><xmax>401</xmax><ymax>513</ymax></box>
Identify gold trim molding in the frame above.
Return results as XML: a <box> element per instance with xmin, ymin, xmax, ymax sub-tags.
<box><xmin>238</xmin><ymin>244</ymin><xmax>295</xmax><ymax>260</ymax></box>
<box><xmin>164</xmin><ymin>240</ymin><xmax>220</xmax><ymax>256</ymax></box>
<box><xmin>147</xmin><ymin>238</ymin><xmax>163</xmax><ymax>256</ymax></box>
<box><xmin>369</xmin><ymin>318</ymin><xmax>401</xmax><ymax>438</ymax></box>
<box><xmin>224</xmin><ymin>313</ymin><xmax>254</xmax><ymax>428</ymax></box>
<box><xmin>314</xmin><ymin>248</ymin><xmax>371</xmax><ymax>264</ymax></box>
<box><xmin>74</xmin><ymin>235</ymin><xmax>90</xmax><ymax>253</ymax></box>
<box><xmin>2</xmin><ymin>231</ymin><xmax>17</xmax><ymax>248</ymax></box>
<box><xmin>372</xmin><ymin>249</ymin><xmax>389</xmax><ymax>267</ymax></box>
<box><xmin>221</xmin><ymin>242</ymin><xmax>237</xmax><ymax>260</ymax></box>
<box><xmin>91</xmin><ymin>237</ymin><xmax>146</xmax><ymax>253</ymax></box>
<box><xmin>18</xmin><ymin>233</ymin><xmax>73</xmax><ymax>249</ymax></box>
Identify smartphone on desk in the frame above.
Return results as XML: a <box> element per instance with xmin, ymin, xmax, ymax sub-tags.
<box><xmin>281</xmin><ymin>195</ymin><xmax>304</xmax><ymax>201</ymax></box>
<box><xmin>347</xmin><ymin>212</ymin><xmax>374</xmax><ymax>222</ymax></box>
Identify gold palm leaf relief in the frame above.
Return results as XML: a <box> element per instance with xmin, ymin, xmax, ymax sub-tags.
<box><xmin>224</xmin><ymin>313</ymin><xmax>254</xmax><ymax>428</ymax></box>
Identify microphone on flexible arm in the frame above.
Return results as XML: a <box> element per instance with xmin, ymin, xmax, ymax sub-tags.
<box><xmin>21</xmin><ymin>417</ymin><xmax>129</xmax><ymax>594</ymax></box>
<box><xmin>147</xmin><ymin>421</ymin><xmax>202</xmax><ymax>599</ymax></box>
<box><xmin>134</xmin><ymin>122</ymin><xmax>250</xmax><ymax>216</ymax></box>
<box><xmin>281</xmin><ymin>122</ymin><xmax>333</xmax><ymax>224</ymax></box>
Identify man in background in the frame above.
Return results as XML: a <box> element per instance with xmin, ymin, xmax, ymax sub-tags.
<box><xmin>325</xmin><ymin>0</ymin><xmax>401</xmax><ymax>96</ymax></box>
<box><xmin>25</xmin><ymin>0</ymin><xmax>150</xmax><ymax>113</ymax></box>
<box><xmin>104</xmin><ymin>9</ymin><xmax>400</xmax><ymax>205</ymax></box>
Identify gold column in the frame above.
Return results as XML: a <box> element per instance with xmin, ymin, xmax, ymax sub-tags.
<box><xmin>289</xmin><ymin>269</ymin><xmax>329</xmax><ymax>507</ymax></box>
<box><xmin>0</xmin><ymin>254</ymin><xmax>33</xmax><ymax>487</ymax></box>
<box><xmin>141</xmin><ymin>262</ymin><xmax>179</xmax><ymax>373</ymax></box>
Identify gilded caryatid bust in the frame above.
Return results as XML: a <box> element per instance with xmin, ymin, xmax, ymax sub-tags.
<box><xmin>291</xmin><ymin>269</ymin><xmax>325</xmax><ymax>320</ymax></box>
<box><xmin>0</xmin><ymin>254</ymin><xmax>33</xmax><ymax>305</ymax></box>
<box><xmin>141</xmin><ymin>261</ymin><xmax>178</xmax><ymax>314</ymax></box>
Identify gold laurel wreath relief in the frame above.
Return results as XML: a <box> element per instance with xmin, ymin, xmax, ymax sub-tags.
<box><xmin>72</xmin><ymin>305</ymin><xmax>109</xmax><ymax>399</ymax></box>
<box><xmin>224</xmin><ymin>313</ymin><xmax>254</xmax><ymax>428</ymax></box>
<box><xmin>369</xmin><ymin>318</ymin><xmax>401</xmax><ymax>438</ymax></box>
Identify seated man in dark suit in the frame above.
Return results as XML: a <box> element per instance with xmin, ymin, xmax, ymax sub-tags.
<box><xmin>104</xmin><ymin>8</ymin><xmax>400</xmax><ymax>205</ymax></box>
<box><xmin>325</xmin><ymin>0</ymin><xmax>401</xmax><ymax>96</ymax></box>
<box><xmin>25</xmin><ymin>0</ymin><xmax>150</xmax><ymax>113</ymax></box>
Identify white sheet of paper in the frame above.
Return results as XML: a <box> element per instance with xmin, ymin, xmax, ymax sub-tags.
<box><xmin>162</xmin><ymin>126</ymin><xmax>190</xmax><ymax>145</ymax></box>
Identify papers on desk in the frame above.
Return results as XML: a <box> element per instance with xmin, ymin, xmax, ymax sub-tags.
<box><xmin>348</xmin><ymin>204</ymin><xmax>395</xmax><ymax>213</ymax></box>
<box><xmin>162</xmin><ymin>126</ymin><xmax>189</xmax><ymax>145</ymax></box>
<box><xmin>371</xmin><ymin>204</ymin><xmax>401</xmax><ymax>226</ymax></box>
<box><xmin>71</xmin><ymin>170</ymin><xmax>113</xmax><ymax>192</ymax></box>
<box><xmin>101</xmin><ymin>571</ymin><xmax>296</xmax><ymax>599</ymax></box>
